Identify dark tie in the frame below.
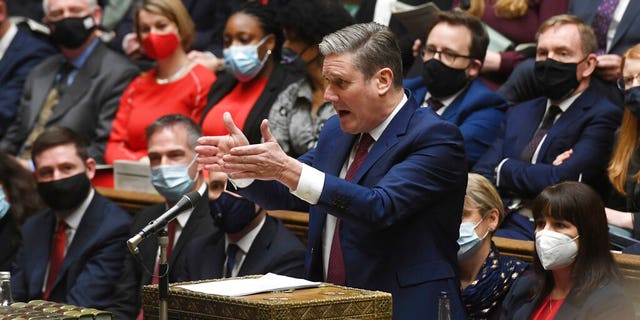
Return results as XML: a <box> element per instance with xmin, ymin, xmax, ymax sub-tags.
<box><xmin>426</xmin><ymin>97</ymin><xmax>444</xmax><ymax>113</ymax></box>
<box><xmin>225</xmin><ymin>243</ymin><xmax>239</xmax><ymax>278</ymax></box>
<box><xmin>592</xmin><ymin>0</ymin><xmax>620</xmax><ymax>54</ymax></box>
<box><xmin>327</xmin><ymin>133</ymin><xmax>375</xmax><ymax>285</ymax></box>
<box><xmin>44</xmin><ymin>220</ymin><xmax>67</xmax><ymax>300</ymax></box>
<box><xmin>520</xmin><ymin>105</ymin><xmax>562</xmax><ymax>162</ymax></box>
<box><xmin>21</xmin><ymin>63</ymin><xmax>74</xmax><ymax>160</ymax></box>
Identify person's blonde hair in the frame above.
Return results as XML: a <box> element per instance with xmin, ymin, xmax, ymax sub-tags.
<box><xmin>466</xmin><ymin>0</ymin><xmax>528</xmax><ymax>20</ymax></box>
<box><xmin>133</xmin><ymin>0</ymin><xmax>195</xmax><ymax>51</ymax></box>
<box><xmin>465</xmin><ymin>173</ymin><xmax>505</xmax><ymax>226</ymax></box>
<box><xmin>608</xmin><ymin>43</ymin><xmax>640</xmax><ymax>195</ymax></box>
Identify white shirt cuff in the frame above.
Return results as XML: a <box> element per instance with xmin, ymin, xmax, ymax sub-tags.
<box><xmin>290</xmin><ymin>164</ymin><xmax>324</xmax><ymax>205</ymax></box>
<box><xmin>495</xmin><ymin>158</ymin><xmax>509</xmax><ymax>187</ymax></box>
<box><xmin>228</xmin><ymin>177</ymin><xmax>254</xmax><ymax>189</ymax></box>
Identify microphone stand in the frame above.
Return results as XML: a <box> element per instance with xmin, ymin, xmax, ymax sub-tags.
<box><xmin>157</xmin><ymin>229</ymin><xmax>169</xmax><ymax>320</ymax></box>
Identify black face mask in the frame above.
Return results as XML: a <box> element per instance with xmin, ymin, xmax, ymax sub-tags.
<box><xmin>37</xmin><ymin>172</ymin><xmax>91</xmax><ymax>211</ymax></box>
<box><xmin>534</xmin><ymin>58</ymin><xmax>581</xmax><ymax>100</ymax></box>
<box><xmin>49</xmin><ymin>15</ymin><xmax>96</xmax><ymax>49</ymax></box>
<box><xmin>210</xmin><ymin>193</ymin><xmax>259</xmax><ymax>233</ymax></box>
<box><xmin>421</xmin><ymin>59</ymin><xmax>469</xmax><ymax>98</ymax></box>
<box><xmin>625</xmin><ymin>87</ymin><xmax>640</xmax><ymax>119</ymax></box>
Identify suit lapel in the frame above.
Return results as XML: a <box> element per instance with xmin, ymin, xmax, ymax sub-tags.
<box><xmin>238</xmin><ymin>216</ymin><xmax>275</xmax><ymax>276</ymax></box>
<box><xmin>26</xmin><ymin>58</ymin><xmax>60</xmax><ymax>130</ymax></box>
<box><xmin>514</xmin><ymin>99</ymin><xmax>547</xmax><ymax>155</ymax></box>
<box><xmin>537</xmin><ymin>91</ymin><xmax>593</xmax><ymax>158</ymax></box>
<box><xmin>169</xmin><ymin>193</ymin><xmax>209</xmax><ymax>266</ymax></box>
<box><xmin>610</xmin><ymin>1</ymin><xmax>640</xmax><ymax>53</ymax></box>
<box><xmin>30</xmin><ymin>212</ymin><xmax>55</xmax><ymax>296</ymax></box>
<box><xmin>0</xmin><ymin>28</ymin><xmax>24</xmax><ymax>81</ymax></box>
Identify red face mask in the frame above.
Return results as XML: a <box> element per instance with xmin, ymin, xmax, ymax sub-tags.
<box><xmin>142</xmin><ymin>32</ymin><xmax>180</xmax><ymax>60</ymax></box>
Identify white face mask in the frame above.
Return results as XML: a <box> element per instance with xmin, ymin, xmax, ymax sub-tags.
<box><xmin>535</xmin><ymin>229</ymin><xmax>579</xmax><ymax>270</ymax></box>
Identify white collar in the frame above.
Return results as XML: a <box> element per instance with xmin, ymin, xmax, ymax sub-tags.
<box><xmin>368</xmin><ymin>94</ymin><xmax>408</xmax><ymax>141</ymax></box>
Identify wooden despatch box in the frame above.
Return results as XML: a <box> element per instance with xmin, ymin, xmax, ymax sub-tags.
<box><xmin>141</xmin><ymin>277</ymin><xmax>392</xmax><ymax>320</ymax></box>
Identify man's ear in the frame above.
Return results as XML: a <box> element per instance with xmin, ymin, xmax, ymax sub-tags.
<box><xmin>466</xmin><ymin>59</ymin><xmax>482</xmax><ymax>80</ymax></box>
<box><xmin>375</xmin><ymin>67</ymin><xmax>394</xmax><ymax>96</ymax></box>
<box><xmin>580</xmin><ymin>53</ymin><xmax>598</xmax><ymax>79</ymax></box>
<box><xmin>85</xmin><ymin>158</ymin><xmax>96</xmax><ymax>180</ymax></box>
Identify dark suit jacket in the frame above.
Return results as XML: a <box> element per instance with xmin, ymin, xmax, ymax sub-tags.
<box><xmin>10</xmin><ymin>192</ymin><xmax>132</xmax><ymax>309</ymax></box>
<box><xmin>108</xmin><ymin>190</ymin><xmax>216</xmax><ymax>320</ymax></box>
<box><xmin>238</xmin><ymin>93</ymin><xmax>468</xmax><ymax>320</ymax></box>
<box><xmin>0</xmin><ymin>211</ymin><xmax>20</xmax><ymax>271</ymax></box>
<box><xmin>178</xmin><ymin>215</ymin><xmax>305</xmax><ymax>281</ymax></box>
<box><xmin>0</xmin><ymin>41</ymin><xmax>138</xmax><ymax>163</ymax></box>
<box><xmin>473</xmin><ymin>85</ymin><xmax>622</xmax><ymax>199</ymax></box>
<box><xmin>0</xmin><ymin>24</ymin><xmax>56</xmax><ymax>137</ymax></box>
<box><xmin>201</xmin><ymin>63</ymin><xmax>302</xmax><ymax>144</ymax></box>
<box><xmin>499</xmin><ymin>275</ymin><xmax>635</xmax><ymax>320</ymax></box>
<box><xmin>404</xmin><ymin>77</ymin><xmax>507</xmax><ymax>168</ymax></box>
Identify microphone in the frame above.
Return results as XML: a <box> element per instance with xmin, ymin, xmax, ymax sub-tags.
<box><xmin>126</xmin><ymin>190</ymin><xmax>201</xmax><ymax>255</ymax></box>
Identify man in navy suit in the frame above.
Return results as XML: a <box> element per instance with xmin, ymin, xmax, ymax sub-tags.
<box><xmin>0</xmin><ymin>0</ymin><xmax>56</xmax><ymax>137</ymax></box>
<box><xmin>473</xmin><ymin>15</ymin><xmax>622</xmax><ymax>240</ymax></box>
<box><xmin>11</xmin><ymin>126</ymin><xmax>132</xmax><ymax>308</ymax></box>
<box><xmin>196</xmin><ymin>23</ymin><xmax>468</xmax><ymax>320</ymax></box>
<box><xmin>404</xmin><ymin>10</ymin><xmax>507</xmax><ymax>168</ymax></box>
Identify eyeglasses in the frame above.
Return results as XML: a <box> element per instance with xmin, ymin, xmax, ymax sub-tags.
<box><xmin>617</xmin><ymin>73</ymin><xmax>640</xmax><ymax>90</ymax></box>
<box><xmin>421</xmin><ymin>46</ymin><xmax>471</xmax><ymax>65</ymax></box>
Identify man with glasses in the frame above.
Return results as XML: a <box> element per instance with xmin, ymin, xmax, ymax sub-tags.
<box><xmin>473</xmin><ymin>14</ymin><xmax>622</xmax><ymax>240</ymax></box>
<box><xmin>404</xmin><ymin>11</ymin><xmax>507</xmax><ymax>168</ymax></box>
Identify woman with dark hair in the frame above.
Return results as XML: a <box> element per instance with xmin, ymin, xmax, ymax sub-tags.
<box><xmin>105</xmin><ymin>0</ymin><xmax>216</xmax><ymax>163</ymax></box>
<box><xmin>0</xmin><ymin>151</ymin><xmax>45</xmax><ymax>270</ymax></box>
<box><xmin>268</xmin><ymin>0</ymin><xmax>354</xmax><ymax>158</ymax></box>
<box><xmin>500</xmin><ymin>181</ymin><xmax>634</xmax><ymax>319</ymax></box>
<box><xmin>200</xmin><ymin>2</ymin><xmax>301</xmax><ymax>144</ymax></box>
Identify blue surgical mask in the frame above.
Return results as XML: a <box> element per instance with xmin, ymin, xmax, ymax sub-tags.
<box><xmin>223</xmin><ymin>36</ymin><xmax>270</xmax><ymax>82</ymax></box>
<box><xmin>210</xmin><ymin>192</ymin><xmax>259</xmax><ymax>233</ymax></box>
<box><xmin>457</xmin><ymin>217</ymin><xmax>488</xmax><ymax>261</ymax></box>
<box><xmin>151</xmin><ymin>155</ymin><xmax>199</xmax><ymax>202</ymax></box>
<box><xmin>625</xmin><ymin>87</ymin><xmax>640</xmax><ymax>119</ymax></box>
<box><xmin>0</xmin><ymin>187</ymin><xmax>9</xmax><ymax>220</ymax></box>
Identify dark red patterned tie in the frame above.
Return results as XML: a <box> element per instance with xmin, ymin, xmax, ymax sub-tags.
<box><xmin>44</xmin><ymin>220</ymin><xmax>67</xmax><ymax>300</ymax></box>
<box><xmin>327</xmin><ymin>133</ymin><xmax>375</xmax><ymax>285</ymax></box>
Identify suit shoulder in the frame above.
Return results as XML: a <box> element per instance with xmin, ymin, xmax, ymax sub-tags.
<box><xmin>267</xmin><ymin>216</ymin><xmax>306</xmax><ymax>251</ymax></box>
<box><xmin>93</xmin><ymin>193</ymin><xmax>132</xmax><ymax>222</ymax></box>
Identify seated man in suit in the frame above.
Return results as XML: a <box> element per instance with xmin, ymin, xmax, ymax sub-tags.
<box><xmin>0</xmin><ymin>0</ymin><xmax>138</xmax><ymax>164</ymax></box>
<box><xmin>178</xmin><ymin>171</ymin><xmax>306</xmax><ymax>281</ymax></box>
<box><xmin>11</xmin><ymin>126</ymin><xmax>132</xmax><ymax>308</ymax></box>
<box><xmin>0</xmin><ymin>0</ymin><xmax>56</xmax><ymax>137</ymax></box>
<box><xmin>499</xmin><ymin>1</ymin><xmax>640</xmax><ymax>106</ymax></box>
<box><xmin>473</xmin><ymin>14</ymin><xmax>622</xmax><ymax>240</ymax></box>
<box><xmin>404</xmin><ymin>10</ymin><xmax>507</xmax><ymax>168</ymax></box>
<box><xmin>196</xmin><ymin>22</ymin><xmax>468</xmax><ymax>320</ymax></box>
<box><xmin>108</xmin><ymin>114</ymin><xmax>217</xmax><ymax>319</ymax></box>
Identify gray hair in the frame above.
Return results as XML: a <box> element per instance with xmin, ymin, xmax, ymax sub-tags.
<box><xmin>319</xmin><ymin>22</ymin><xmax>403</xmax><ymax>88</ymax></box>
<box><xmin>145</xmin><ymin>114</ymin><xmax>202</xmax><ymax>150</ymax></box>
<box><xmin>43</xmin><ymin>0</ymin><xmax>98</xmax><ymax>16</ymax></box>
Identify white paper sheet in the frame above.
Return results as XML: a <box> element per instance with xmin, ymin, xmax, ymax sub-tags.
<box><xmin>176</xmin><ymin>273</ymin><xmax>321</xmax><ymax>297</ymax></box>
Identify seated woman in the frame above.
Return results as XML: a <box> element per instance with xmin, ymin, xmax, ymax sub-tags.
<box><xmin>459</xmin><ymin>173</ymin><xmax>528</xmax><ymax>319</ymax></box>
<box><xmin>500</xmin><ymin>181</ymin><xmax>635</xmax><ymax>319</ymax></box>
<box><xmin>105</xmin><ymin>0</ymin><xmax>216</xmax><ymax>163</ymax></box>
<box><xmin>267</xmin><ymin>0</ymin><xmax>354</xmax><ymax>158</ymax></box>
<box><xmin>0</xmin><ymin>151</ymin><xmax>45</xmax><ymax>270</ymax></box>
<box><xmin>200</xmin><ymin>2</ymin><xmax>301</xmax><ymax>144</ymax></box>
<box><xmin>606</xmin><ymin>43</ymin><xmax>640</xmax><ymax>245</ymax></box>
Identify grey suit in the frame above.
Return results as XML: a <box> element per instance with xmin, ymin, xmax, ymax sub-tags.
<box><xmin>0</xmin><ymin>41</ymin><xmax>138</xmax><ymax>163</ymax></box>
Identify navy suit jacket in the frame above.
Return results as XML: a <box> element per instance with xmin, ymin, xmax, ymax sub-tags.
<box><xmin>108</xmin><ymin>190</ymin><xmax>216</xmax><ymax>320</ymax></box>
<box><xmin>569</xmin><ymin>0</ymin><xmax>640</xmax><ymax>56</ymax></box>
<box><xmin>404</xmin><ymin>77</ymin><xmax>507</xmax><ymax>168</ymax></box>
<box><xmin>473</xmin><ymin>85</ymin><xmax>622</xmax><ymax>199</ymax></box>
<box><xmin>178</xmin><ymin>215</ymin><xmax>305</xmax><ymax>281</ymax></box>
<box><xmin>499</xmin><ymin>275</ymin><xmax>635</xmax><ymax>320</ymax></box>
<box><xmin>0</xmin><ymin>24</ymin><xmax>56</xmax><ymax>137</ymax></box>
<box><xmin>11</xmin><ymin>192</ymin><xmax>132</xmax><ymax>309</ymax></box>
<box><xmin>238</xmin><ymin>94</ymin><xmax>468</xmax><ymax>320</ymax></box>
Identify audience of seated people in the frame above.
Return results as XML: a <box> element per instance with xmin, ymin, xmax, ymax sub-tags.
<box><xmin>267</xmin><ymin>0</ymin><xmax>354</xmax><ymax>158</ymax></box>
<box><xmin>0</xmin><ymin>0</ymin><xmax>57</xmax><ymax>137</ymax></box>
<box><xmin>459</xmin><ymin>173</ymin><xmax>528</xmax><ymax>319</ymax></box>
<box><xmin>500</xmin><ymin>181</ymin><xmax>635</xmax><ymax>319</ymax></box>
<box><xmin>199</xmin><ymin>2</ymin><xmax>301</xmax><ymax>144</ymax></box>
<box><xmin>109</xmin><ymin>114</ymin><xmax>217</xmax><ymax>319</ymax></box>
<box><xmin>104</xmin><ymin>0</ymin><xmax>215</xmax><ymax>164</ymax></box>
<box><xmin>0</xmin><ymin>151</ymin><xmax>45</xmax><ymax>271</ymax></box>
<box><xmin>177</xmin><ymin>170</ymin><xmax>306</xmax><ymax>282</ymax></box>
<box><xmin>0</xmin><ymin>0</ymin><xmax>138</xmax><ymax>165</ymax></box>
<box><xmin>499</xmin><ymin>0</ymin><xmax>640</xmax><ymax>106</ymax></box>
<box><xmin>404</xmin><ymin>10</ymin><xmax>507</xmax><ymax>168</ymax></box>
<box><xmin>11</xmin><ymin>127</ymin><xmax>132</xmax><ymax>309</ymax></box>
<box><xmin>473</xmin><ymin>14</ymin><xmax>622</xmax><ymax>240</ymax></box>
<box><xmin>605</xmin><ymin>43</ymin><xmax>640</xmax><ymax>249</ymax></box>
